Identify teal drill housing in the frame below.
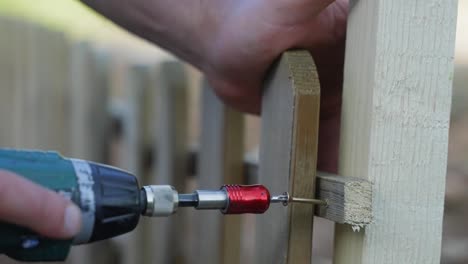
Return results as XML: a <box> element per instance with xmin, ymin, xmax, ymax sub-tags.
<box><xmin>0</xmin><ymin>149</ymin><xmax>143</xmax><ymax>262</ymax></box>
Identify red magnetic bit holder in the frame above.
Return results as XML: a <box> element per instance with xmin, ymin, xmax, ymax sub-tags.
<box><xmin>222</xmin><ymin>185</ymin><xmax>271</xmax><ymax>214</ymax></box>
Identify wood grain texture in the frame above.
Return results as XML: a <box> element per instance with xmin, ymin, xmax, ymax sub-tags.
<box><xmin>67</xmin><ymin>42</ymin><xmax>114</xmax><ymax>264</ymax></box>
<box><xmin>315</xmin><ymin>172</ymin><xmax>372</xmax><ymax>226</ymax></box>
<box><xmin>256</xmin><ymin>50</ymin><xmax>320</xmax><ymax>264</ymax></box>
<box><xmin>151</xmin><ymin>61</ymin><xmax>188</xmax><ymax>264</ymax></box>
<box><xmin>0</xmin><ymin>17</ymin><xmax>16</xmax><ymax>147</ymax></box>
<box><xmin>10</xmin><ymin>23</ymin><xmax>69</xmax><ymax>151</ymax></box>
<box><xmin>129</xmin><ymin>64</ymin><xmax>160</xmax><ymax>264</ymax></box>
<box><xmin>68</xmin><ymin>42</ymin><xmax>110</xmax><ymax>161</ymax></box>
<box><xmin>10</xmin><ymin>20</ymin><xmax>31</xmax><ymax>149</ymax></box>
<box><xmin>111</xmin><ymin>64</ymin><xmax>150</xmax><ymax>264</ymax></box>
<box><xmin>334</xmin><ymin>0</ymin><xmax>458</xmax><ymax>263</ymax></box>
<box><xmin>191</xmin><ymin>80</ymin><xmax>245</xmax><ymax>264</ymax></box>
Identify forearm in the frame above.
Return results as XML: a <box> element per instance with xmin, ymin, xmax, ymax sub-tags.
<box><xmin>80</xmin><ymin>0</ymin><xmax>347</xmax><ymax>117</ymax></box>
<box><xmin>80</xmin><ymin>0</ymin><xmax>214</xmax><ymax>69</ymax></box>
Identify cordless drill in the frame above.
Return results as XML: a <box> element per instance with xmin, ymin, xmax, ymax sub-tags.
<box><xmin>0</xmin><ymin>148</ymin><xmax>303</xmax><ymax>262</ymax></box>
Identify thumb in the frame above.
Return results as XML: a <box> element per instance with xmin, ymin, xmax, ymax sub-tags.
<box><xmin>0</xmin><ymin>170</ymin><xmax>82</xmax><ymax>239</ymax></box>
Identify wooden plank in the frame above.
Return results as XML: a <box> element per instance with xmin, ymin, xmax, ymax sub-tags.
<box><xmin>31</xmin><ymin>25</ymin><xmax>67</xmax><ymax>151</ymax></box>
<box><xmin>68</xmin><ymin>42</ymin><xmax>110</xmax><ymax>161</ymax></box>
<box><xmin>315</xmin><ymin>172</ymin><xmax>371</xmax><ymax>226</ymax></box>
<box><xmin>15</xmin><ymin>21</ymin><xmax>40</xmax><ymax>149</ymax></box>
<box><xmin>126</xmin><ymin>64</ymin><xmax>159</xmax><ymax>264</ymax></box>
<box><xmin>66</xmin><ymin>42</ymin><xmax>115</xmax><ymax>264</ymax></box>
<box><xmin>256</xmin><ymin>50</ymin><xmax>320</xmax><ymax>264</ymax></box>
<box><xmin>0</xmin><ymin>17</ymin><xmax>16</xmax><ymax>147</ymax></box>
<box><xmin>191</xmin><ymin>80</ymin><xmax>245</xmax><ymax>264</ymax></box>
<box><xmin>13</xmin><ymin>22</ymin><xmax>67</xmax><ymax>151</ymax></box>
<box><xmin>150</xmin><ymin>61</ymin><xmax>188</xmax><ymax>264</ymax></box>
<box><xmin>112</xmin><ymin>64</ymin><xmax>149</xmax><ymax>264</ymax></box>
<box><xmin>10</xmin><ymin>19</ymin><xmax>30</xmax><ymax>149</ymax></box>
<box><xmin>334</xmin><ymin>0</ymin><xmax>458</xmax><ymax>263</ymax></box>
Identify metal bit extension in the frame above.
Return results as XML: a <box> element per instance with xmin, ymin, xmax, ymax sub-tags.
<box><xmin>270</xmin><ymin>192</ymin><xmax>327</xmax><ymax>207</ymax></box>
<box><xmin>142</xmin><ymin>185</ymin><xmax>327</xmax><ymax>218</ymax></box>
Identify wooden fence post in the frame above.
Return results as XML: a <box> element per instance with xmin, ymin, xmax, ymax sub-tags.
<box><xmin>1</xmin><ymin>19</ymin><xmax>70</xmax><ymax>152</ymax></box>
<box><xmin>10</xmin><ymin>19</ymin><xmax>30</xmax><ymax>149</ymax></box>
<box><xmin>110</xmin><ymin>64</ymin><xmax>152</xmax><ymax>264</ymax></box>
<box><xmin>68</xmin><ymin>42</ymin><xmax>110</xmax><ymax>160</ymax></box>
<box><xmin>27</xmin><ymin>25</ymin><xmax>68</xmax><ymax>151</ymax></box>
<box><xmin>149</xmin><ymin>61</ymin><xmax>188</xmax><ymax>264</ymax></box>
<box><xmin>333</xmin><ymin>1</ymin><xmax>458</xmax><ymax>263</ymax></box>
<box><xmin>0</xmin><ymin>17</ymin><xmax>16</xmax><ymax>147</ymax></box>
<box><xmin>256</xmin><ymin>50</ymin><xmax>321</xmax><ymax>264</ymax></box>
<box><xmin>66</xmin><ymin>41</ymin><xmax>114</xmax><ymax>264</ymax></box>
<box><xmin>9</xmin><ymin>22</ymin><xmax>68</xmax><ymax>151</ymax></box>
<box><xmin>121</xmin><ymin>64</ymin><xmax>159</xmax><ymax>264</ymax></box>
<box><xmin>191</xmin><ymin>80</ymin><xmax>245</xmax><ymax>264</ymax></box>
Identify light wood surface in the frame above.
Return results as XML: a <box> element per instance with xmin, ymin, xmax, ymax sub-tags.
<box><xmin>67</xmin><ymin>42</ymin><xmax>115</xmax><ymax>264</ymax></box>
<box><xmin>334</xmin><ymin>0</ymin><xmax>458</xmax><ymax>263</ymax></box>
<box><xmin>0</xmin><ymin>17</ymin><xmax>16</xmax><ymax>148</ymax></box>
<box><xmin>315</xmin><ymin>172</ymin><xmax>372</xmax><ymax>226</ymax></box>
<box><xmin>256</xmin><ymin>50</ymin><xmax>320</xmax><ymax>264</ymax></box>
<box><xmin>112</xmin><ymin>64</ymin><xmax>149</xmax><ymax>264</ymax></box>
<box><xmin>151</xmin><ymin>61</ymin><xmax>188</xmax><ymax>264</ymax></box>
<box><xmin>191</xmin><ymin>80</ymin><xmax>245</xmax><ymax>264</ymax></box>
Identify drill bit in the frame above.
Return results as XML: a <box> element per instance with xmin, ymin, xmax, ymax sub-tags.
<box><xmin>270</xmin><ymin>192</ymin><xmax>327</xmax><ymax>206</ymax></box>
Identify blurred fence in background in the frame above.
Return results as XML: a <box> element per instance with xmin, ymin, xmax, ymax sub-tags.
<box><xmin>0</xmin><ymin>16</ymin><xmax>260</xmax><ymax>264</ymax></box>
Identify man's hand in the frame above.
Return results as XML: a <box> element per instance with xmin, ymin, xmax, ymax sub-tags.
<box><xmin>82</xmin><ymin>0</ymin><xmax>347</xmax><ymax>172</ymax></box>
<box><xmin>0</xmin><ymin>170</ymin><xmax>82</xmax><ymax>238</ymax></box>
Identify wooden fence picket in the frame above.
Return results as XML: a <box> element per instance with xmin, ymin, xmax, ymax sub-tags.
<box><xmin>0</xmin><ymin>17</ymin><xmax>16</xmax><ymax>148</ymax></box>
<box><xmin>255</xmin><ymin>50</ymin><xmax>321</xmax><ymax>264</ymax></box>
<box><xmin>149</xmin><ymin>61</ymin><xmax>189</xmax><ymax>264</ymax></box>
<box><xmin>66</xmin><ymin>41</ymin><xmax>114</xmax><ymax>264</ymax></box>
<box><xmin>191</xmin><ymin>80</ymin><xmax>245</xmax><ymax>264</ymax></box>
<box><xmin>110</xmin><ymin>64</ymin><xmax>153</xmax><ymax>264</ymax></box>
<box><xmin>334</xmin><ymin>1</ymin><xmax>458</xmax><ymax>263</ymax></box>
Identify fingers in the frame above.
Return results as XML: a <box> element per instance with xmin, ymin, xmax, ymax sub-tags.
<box><xmin>209</xmin><ymin>77</ymin><xmax>262</xmax><ymax>115</ymax></box>
<box><xmin>274</xmin><ymin>0</ymin><xmax>336</xmax><ymax>15</ymax></box>
<box><xmin>0</xmin><ymin>170</ymin><xmax>82</xmax><ymax>239</ymax></box>
<box><xmin>298</xmin><ymin>0</ymin><xmax>348</xmax><ymax>47</ymax></box>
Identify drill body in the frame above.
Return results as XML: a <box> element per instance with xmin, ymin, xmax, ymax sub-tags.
<box><xmin>0</xmin><ymin>149</ymin><xmax>143</xmax><ymax>262</ymax></box>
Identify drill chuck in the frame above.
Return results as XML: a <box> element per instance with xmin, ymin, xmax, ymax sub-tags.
<box><xmin>142</xmin><ymin>185</ymin><xmax>178</xmax><ymax>217</ymax></box>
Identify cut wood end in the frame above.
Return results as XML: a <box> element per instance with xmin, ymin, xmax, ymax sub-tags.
<box><xmin>283</xmin><ymin>50</ymin><xmax>320</xmax><ymax>96</ymax></box>
<box><xmin>316</xmin><ymin>173</ymin><xmax>373</xmax><ymax>226</ymax></box>
<box><xmin>343</xmin><ymin>179</ymin><xmax>372</xmax><ymax>227</ymax></box>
